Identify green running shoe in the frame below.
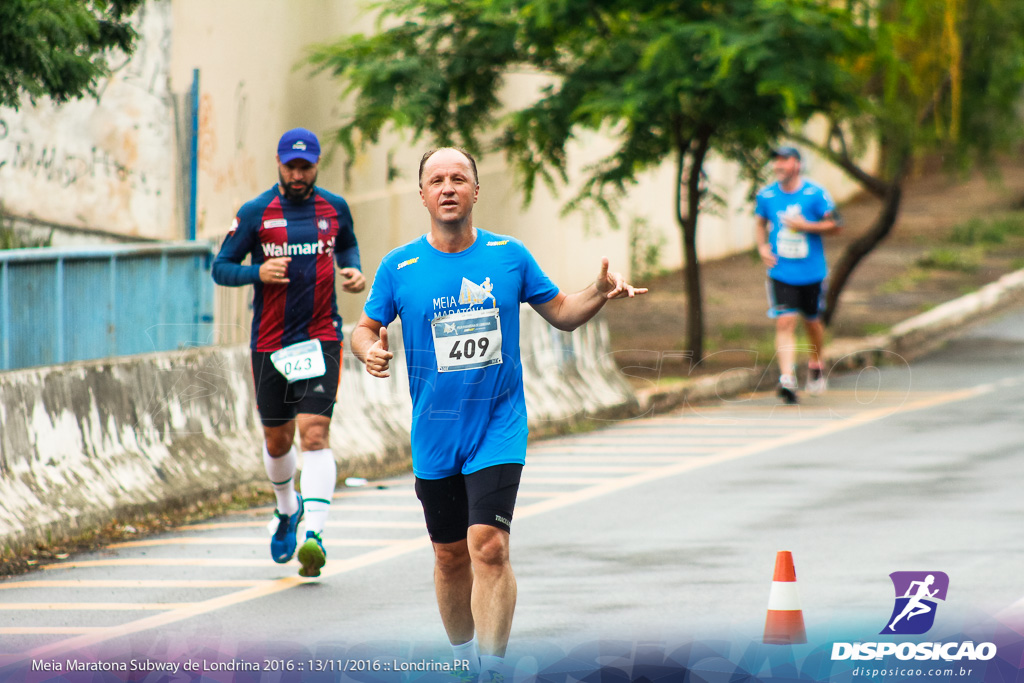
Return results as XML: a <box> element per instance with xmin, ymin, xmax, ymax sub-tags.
<box><xmin>297</xmin><ymin>530</ymin><xmax>326</xmax><ymax>577</ymax></box>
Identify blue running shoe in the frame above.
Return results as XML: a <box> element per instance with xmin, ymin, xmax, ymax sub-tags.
<box><xmin>297</xmin><ymin>530</ymin><xmax>326</xmax><ymax>577</ymax></box>
<box><xmin>270</xmin><ymin>494</ymin><xmax>303</xmax><ymax>563</ymax></box>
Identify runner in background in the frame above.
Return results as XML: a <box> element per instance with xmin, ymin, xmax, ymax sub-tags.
<box><xmin>754</xmin><ymin>146</ymin><xmax>842</xmax><ymax>404</ymax></box>
<box><xmin>212</xmin><ymin>128</ymin><xmax>364</xmax><ymax>577</ymax></box>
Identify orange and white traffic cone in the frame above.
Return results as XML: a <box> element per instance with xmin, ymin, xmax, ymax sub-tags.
<box><xmin>763</xmin><ymin>550</ymin><xmax>807</xmax><ymax>644</ymax></box>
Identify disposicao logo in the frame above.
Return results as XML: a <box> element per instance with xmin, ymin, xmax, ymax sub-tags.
<box><xmin>831</xmin><ymin>570</ymin><xmax>997</xmax><ymax>663</ymax></box>
<box><xmin>881</xmin><ymin>571</ymin><xmax>949</xmax><ymax>635</ymax></box>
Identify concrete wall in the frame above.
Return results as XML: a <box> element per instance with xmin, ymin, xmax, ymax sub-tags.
<box><xmin>0</xmin><ymin>311</ymin><xmax>637</xmax><ymax>555</ymax></box>
<box><xmin>0</xmin><ymin>0</ymin><xmax>176</xmax><ymax>240</ymax></box>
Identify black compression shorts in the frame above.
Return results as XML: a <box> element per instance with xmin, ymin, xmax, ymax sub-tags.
<box><xmin>414</xmin><ymin>463</ymin><xmax>524</xmax><ymax>544</ymax></box>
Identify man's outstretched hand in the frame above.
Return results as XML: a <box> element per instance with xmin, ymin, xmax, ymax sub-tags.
<box><xmin>595</xmin><ymin>257</ymin><xmax>648</xmax><ymax>299</ymax></box>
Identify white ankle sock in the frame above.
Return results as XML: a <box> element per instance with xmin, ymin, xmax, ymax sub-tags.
<box><xmin>480</xmin><ymin>654</ymin><xmax>504</xmax><ymax>674</ymax></box>
<box><xmin>300</xmin><ymin>449</ymin><xmax>337</xmax><ymax>535</ymax></box>
<box><xmin>451</xmin><ymin>638</ymin><xmax>480</xmax><ymax>673</ymax></box>
<box><xmin>263</xmin><ymin>444</ymin><xmax>298</xmax><ymax>514</ymax></box>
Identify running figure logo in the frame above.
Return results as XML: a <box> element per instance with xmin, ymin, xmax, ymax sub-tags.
<box><xmin>458</xmin><ymin>277</ymin><xmax>497</xmax><ymax>307</ymax></box>
<box><xmin>881</xmin><ymin>571</ymin><xmax>949</xmax><ymax>635</ymax></box>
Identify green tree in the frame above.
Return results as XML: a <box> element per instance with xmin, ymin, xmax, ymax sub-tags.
<box><xmin>0</xmin><ymin>0</ymin><xmax>143</xmax><ymax>110</ymax></box>
<box><xmin>794</xmin><ymin>0</ymin><xmax>1024</xmax><ymax>325</ymax></box>
<box><xmin>309</xmin><ymin>0</ymin><xmax>867</xmax><ymax>359</ymax></box>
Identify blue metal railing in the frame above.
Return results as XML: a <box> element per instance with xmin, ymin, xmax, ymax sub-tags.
<box><xmin>0</xmin><ymin>242</ymin><xmax>215</xmax><ymax>371</ymax></box>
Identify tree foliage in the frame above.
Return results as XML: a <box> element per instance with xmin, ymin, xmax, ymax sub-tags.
<box><xmin>309</xmin><ymin>0</ymin><xmax>868</xmax><ymax>358</ymax></box>
<box><xmin>0</xmin><ymin>0</ymin><xmax>143</xmax><ymax>110</ymax></box>
<box><xmin>796</xmin><ymin>0</ymin><xmax>1024</xmax><ymax>324</ymax></box>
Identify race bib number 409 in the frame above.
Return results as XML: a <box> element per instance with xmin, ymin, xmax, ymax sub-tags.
<box><xmin>431</xmin><ymin>308</ymin><xmax>503</xmax><ymax>372</ymax></box>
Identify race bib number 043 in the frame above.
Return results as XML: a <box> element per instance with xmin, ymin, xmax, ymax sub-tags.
<box><xmin>431</xmin><ymin>308</ymin><xmax>503</xmax><ymax>373</ymax></box>
<box><xmin>270</xmin><ymin>339</ymin><xmax>327</xmax><ymax>383</ymax></box>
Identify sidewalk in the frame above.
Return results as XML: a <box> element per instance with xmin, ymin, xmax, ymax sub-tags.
<box><xmin>634</xmin><ymin>267</ymin><xmax>1024</xmax><ymax>415</ymax></box>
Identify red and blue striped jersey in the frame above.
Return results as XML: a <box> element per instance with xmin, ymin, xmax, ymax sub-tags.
<box><xmin>212</xmin><ymin>185</ymin><xmax>360</xmax><ymax>352</ymax></box>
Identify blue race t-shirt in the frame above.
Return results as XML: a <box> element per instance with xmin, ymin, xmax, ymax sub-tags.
<box><xmin>755</xmin><ymin>179</ymin><xmax>836</xmax><ymax>285</ymax></box>
<box><xmin>363</xmin><ymin>229</ymin><xmax>559</xmax><ymax>479</ymax></box>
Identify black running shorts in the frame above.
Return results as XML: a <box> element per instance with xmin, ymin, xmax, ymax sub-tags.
<box><xmin>251</xmin><ymin>340</ymin><xmax>342</xmax><ymax>427</ymax></box>
<box><xmin>767</xmin><ymin>278</ymin><xmax>825</xmax><ymax>320</ymax></box>
<box><xmin>414</xmin><ymin>463</ymin><xmax>524</xmax><ymax>544</ymax></box>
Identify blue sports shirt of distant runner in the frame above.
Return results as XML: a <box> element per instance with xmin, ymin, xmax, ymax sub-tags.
<box><xmin>363</xmin><ymin>228</ymin><xmax>559</xmax><ymax>480</ymax></box>
<box><xmin>755</xmin><ymin>179</ymin><xmax>836</xmax><ymax>285</ymax></box>
<box><xmin>212</xmin><ymin>186</ymin><xmax>360</xmax><ymax>352</ymax></box>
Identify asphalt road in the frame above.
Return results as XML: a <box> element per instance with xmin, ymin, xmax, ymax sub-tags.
<box><xmin>2</xmin><ymin>305</ymin><xmax>1023</xmax><ymax>678</ymax></box>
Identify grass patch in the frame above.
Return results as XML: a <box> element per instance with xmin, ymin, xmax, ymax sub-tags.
<box><xmin>916</xmin><ymin>247</ymin><xmax>981</xmax><ymax>272</ymax></box>
<box><xmin>958</xmin><ymin>284</ymin><xmax>980</xmax><ymax>296</ymax></box>
<box><xmin>0</xmin><ymin>215</ymin><xmax>52</xmax><ymax>250</ymax></box>
<box><xmin>861</xmin><ymin>322</ymin><xmax>892</xmax><ymax>336</ymax></box>
<box><xmin>880</xmin><ymin>267</ymin><xmax>931</xmax><ymax>294</ymax></box>
<box><xmin>719</xmin><ymin>323</ymin><xmax>757</xmax><ymax>343</ymax></box>
<box><xmin>948</xmin><ymin>213</ymin><xmax>1024</xmax><ymax>246</ymax></box>
<box><xmin>703</xmin><ymin>325</ymin><xmax>776</xmax><ymax>361</ymax></box>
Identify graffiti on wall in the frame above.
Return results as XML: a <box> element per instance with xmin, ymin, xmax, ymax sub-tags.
<box><xmin>0</xmin><ymin>0</ymin><xmax>176</xmax><ymax>239</ymax></box>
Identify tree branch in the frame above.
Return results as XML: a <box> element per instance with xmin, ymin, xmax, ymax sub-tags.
<box><xmin>917</xmin><ymin>73</ymin><xmax>953</xmax><ymax>128</ymax></box>
<box><xmin>790</xmin><ymin>127</ymin><xmax>890</xmax><ymax>199</ymax></box>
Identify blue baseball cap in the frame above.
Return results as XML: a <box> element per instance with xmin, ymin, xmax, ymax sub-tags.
<box><xmin>771</xmin><ymin>146</ymin><xmax>801</xmax><ymax>161</ymax></box>
<box><xmin>278</xmin><ymin>128</ymin><xmax>321</xmax><ymax>164</ymax></box>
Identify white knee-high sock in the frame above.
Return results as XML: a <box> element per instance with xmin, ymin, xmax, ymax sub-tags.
<box><xmin>263</xmin><ymin>444</ymin><xmax>298</xmax><ymax>515</ymax></box>
<box><xmin>300</xmin><ymin>449</ymin><xmax>337</xmax><ymax>535</ymax></box>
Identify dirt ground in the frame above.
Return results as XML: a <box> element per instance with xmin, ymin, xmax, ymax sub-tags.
<box><xmin>604</xmin><ymin>156</ymin><xmax>1024</xmax><ymax>385</ymax></box>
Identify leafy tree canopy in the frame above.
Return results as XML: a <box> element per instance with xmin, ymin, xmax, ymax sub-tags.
<box><xmin>309</xmin><ymin>0</ymin><xmax>867</xmax><ymax>210</ymax></box>
<box><xmin>310</xmin><ymin>0</ymin><xmax>869</xmax><ymax>358</ymax></box>
<box><xmin>796</xmin><ymin>0</ymin><xmax>1024</xmax><ymax>324</ymax></box>
<box><xmin>0</xmin><ymin>0</ymin><xmax>143</xmax><ymax>110</ymax></box>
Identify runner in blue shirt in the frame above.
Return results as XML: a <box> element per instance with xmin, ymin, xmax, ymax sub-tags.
<box><xmin>212</xmin><ymin>128</ymin><xmax>364</xmax><ymax>578</ymax></box>
<box><xmin>754</xmin><ymin>146</ymin><xmax>842</xmax><ymax>404</ymax></box>
<box><xmin>351</xmin><ymin>147</ymin><xmax>647</xmax><ymax>679</ymax></box>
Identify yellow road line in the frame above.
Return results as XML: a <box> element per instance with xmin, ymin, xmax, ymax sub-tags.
<box><xmin>21</xmin><ymin>537</ymin><xmax>431</xmax><ymax>660</ymax></box>
<box><xmin>515</xmin><ymin>491</ymin><xmax>571</xmax><ymax>498</ymax></box>
<box><xmin>527</xmin><ymin>446</ymin><xmax>717</xmax><ymax>454</ymax></box>
<box><xmin>520</xmin><ymin>477</ymin><xmax>616</xmax><ymax>485</ymax></box>
<box><xmin>513</xmin><ymin>386</ymin><xmax>990</xmax><ymax>521</ymax></box>
<box><xmin>11</xmin><ymin>384</ymin><xmax>989</xmax><ymax>664</ymax></box>
<box><xmin>106</xmin><ymin>538</ymin><xmax>407</xmax><ymax>549</ymax></box>
<box><xmin>42</xmin><ymin>559</ymin><xmax>273</xmax><ymax>570</ymax></box>
<box><xmin>247</xmin><ymin>504</ymin><xmax>422</xmax><ymax>513</ymax></box>
<box><xmin>177</xmin><ymin>520</ymin><xmax>423</xmax><ymax>530</ymax></box>
<box><xmin>544</xmin><ymin>438</ymin><xmax>782</xmax><ymax>444</ymax></box>
<box><xmin>0</xmin><ymin>627</ymin><xmax>105</xmax><ymax>635</ymax></box>
<box><xmin>525</xmin><ymin>465</ymin><xmax>652</xmax><ymax>474</ymax></box>
<box><xmin>333</xmin><ymin>489</ymin><xmax>412</xmax><ymax>498</ymax></box>
<box><xmin>0</xmin><ymin>580</ymin><xmax>269</xmax><ymax>589</ymax></box>
<box><xmin>528</xmin><ymin>455</ymin><xmax>685</xmax><ymax>463</ymax></box>
<box><xmin>600</xmin><ymin>426</ymin><xmax>801</xmax><ymax>434</ymax></box>
<box><xmin>0</xmin><ymin>603</ymin><xmax>195</xmax><ymax>611</ymax></box>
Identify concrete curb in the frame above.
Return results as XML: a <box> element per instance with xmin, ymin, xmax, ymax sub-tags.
<box><xmin>0</xmin><ymin>309</ymin><xmax>636</xmax><ymax>556</ymax></box>
<box><xmin>636</xmin><ymin>268</ymin><xmax>1024</xmax><ymax>413</ymax></box>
